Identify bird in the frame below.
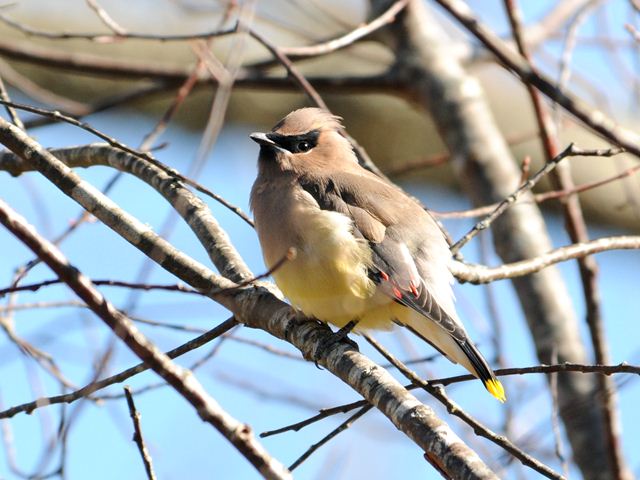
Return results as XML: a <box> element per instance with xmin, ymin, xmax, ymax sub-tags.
<box><xmin>249</xmin><ymin>107</ymin><xmax>505</xmax><ymax>402</ymax></box>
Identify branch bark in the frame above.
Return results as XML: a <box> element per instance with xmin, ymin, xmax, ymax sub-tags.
<box><xmin>450</xmin><ymin>236</ymin><xmax>640</xmax><ymax>284</ymax></box>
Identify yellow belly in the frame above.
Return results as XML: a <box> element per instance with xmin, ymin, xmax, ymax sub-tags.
<box><xmin>267</xmin><ymin>208</ymin><xmax>398</xmax><ymax>330</ymax></box>
<box><xmin>274</xmin><ymin>258</ymin><xmax>404</xmax><ymax>330</ymax></box>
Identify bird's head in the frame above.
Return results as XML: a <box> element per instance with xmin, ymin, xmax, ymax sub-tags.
<box><xmin>250</xmin><ymin>107</ymin><xmax>357</xmax><ymax>174</ymax></box>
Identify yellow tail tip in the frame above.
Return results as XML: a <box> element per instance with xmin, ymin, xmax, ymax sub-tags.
<box><xmin>485</xmin><ymin>378</ymin><xmax>506</xmax><ymax>403</ymax></box>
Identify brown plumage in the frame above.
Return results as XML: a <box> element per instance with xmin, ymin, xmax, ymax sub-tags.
<box><xmin>249</xmin><ymin>108</ymin><xmax>505</xmax><ymax>402</ymax></box>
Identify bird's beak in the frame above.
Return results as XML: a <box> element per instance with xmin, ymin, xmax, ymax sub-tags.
<box><xmin>250</xmin><ymin>132</ymin><xmax>277</xmax><ymax>147</ymax></box>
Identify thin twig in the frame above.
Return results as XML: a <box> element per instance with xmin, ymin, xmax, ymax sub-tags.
<box><xmin>0</xmin><ymin>300</ymin><xmax>85</xmax><ymax>313</ymax></box>
<box><xmin>0</xmin><ymin>58</ymin><xmax>90</xmax><ymax>115</ymax></box>
<box><xmin>0</xmin><ymin>318</ymin><xmax>237</xmax><ymax>419</ymax></box>
<box><xmin>288</xmin><ymin>405</ymin><xmax>372</xmax><ymax>471</ymax></box>
<box><xmin>281</xmin><ymin>0</ymin><xmax>408</xmax><ymax>58</ymax></box>
<box><xmin>0</xmin><ymin>99</ymin><xmax>254</xmax><ymax>227</ymax></box>
<box><xmin>85</xmin><ymin>0</ymin><xmax>127</xmax><ymax>36</ymax></box>
<box><xmin>123</xmin><ymin>386</ymin><xmax>157</xmax><ymax>480</ymax></box>
<box><xmin>97</xmin><ymin>338</ymin><xmax>231</xmax><ymax>401</ymax></box>
<box><xmin>249</xmin><ymin>29</ymin><xmax>327</xmax><ymax>109</ymax></box>
<box><xmin>0</xmin><ymin>75</ymin><xmax>23</xmax><ymax>130</ymax></box>
<box><xmin>188</xmin><ymin>1</ymin><xmax>254</xmax><ymax>178</ymax></box>
<box><xmin>432</xmin><ymin>0</ymin><xmax>640</xmax><ymax>160</ymax></box>
<box><xmin>0</xmin><ymin>250</ymin><xmax>293</xmax><ymax>299</ymax></box>
<box><xmin>450</xmin><ymin>144</ymin><xmax>624</xmax><ymax>255</ymax></box>
<box><xmin>248</xmin><ymin>28</ymin><xmax>385</xmax><ymax>178</ymax></box>
<box><xmin>387</xmin><ymin>128</ymin><xmax>542</xmax><ymax>177</ymax></box>
<box><xmin>549</xmin><ymin>349</ymin><xmax>570</xmax><ymax>479</ymax></box>
<box><xmin>0</xmin><ymin>12</ymin><xmax>236</xmax><ymax>41</ymax></box>
<box><xmin>0</xmin><ymin>279</ymin><xmax>201</xmax><ymax>297</ymax></box>
<box><xmin>264</xmin><ymin>361</ymin><xmax>640</xmax><ymax>437</ymax></box>
<box><xmin>140</xmin><ymin>61</ymin><xmax>205</xmax><ymax>150</ymax></box>
<box><xmin>434</xmin><ymin>161</ymin><xmax>640</xmax><ymax>219</ymax></box>
<box><xmin>534</xmin><ymin>162</ymin><xmax>640</xmax><ymax>201</ymax></box>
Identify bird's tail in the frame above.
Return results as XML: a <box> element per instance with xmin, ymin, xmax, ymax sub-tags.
<box><xmin>403</xmin><ymin>319</ymin><xmax>506</xmax><ymax>403</ymax></box>
<box><xmin>457</xmin><ymin>338</ymin><xmax>506</xmax><ymax>403</ymax></box>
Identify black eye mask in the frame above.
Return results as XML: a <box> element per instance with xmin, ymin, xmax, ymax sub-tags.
<box><xmin>266</xmin><ymin>130</ymin><xmax>320</xmax><ymax>154</ymax></box>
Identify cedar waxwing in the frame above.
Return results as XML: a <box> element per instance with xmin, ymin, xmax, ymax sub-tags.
<box><xmin>249</xmin><ymin>108</ymin><xmax>505</xmax><ymax>402</ymax></box>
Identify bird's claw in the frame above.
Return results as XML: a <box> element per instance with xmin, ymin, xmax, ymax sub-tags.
<box><xmin>312</xmin><ymin>320</ymin><xmax>359</xmax><ymax>366</ymax></box>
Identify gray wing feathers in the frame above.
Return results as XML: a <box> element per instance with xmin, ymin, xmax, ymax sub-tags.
<box><xmin>369</xmin><ymin>237</ymin><xmax>465</xmax><ymax>342</ymax></box>
<box><xmin>298</xmin><ymin>172</ymin><xmax>466</xmax><ymax>342</ymax></box>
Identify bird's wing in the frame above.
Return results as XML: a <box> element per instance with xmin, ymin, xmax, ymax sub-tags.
<box><xmin>367</xmin><ymin>233</ymin><xmax>468</xmax><ymax>343</ymax></box>
<box><xmin>298</xmin><ymin>173</ymin><xmax>465</xmax><ymax>341</ymax></box>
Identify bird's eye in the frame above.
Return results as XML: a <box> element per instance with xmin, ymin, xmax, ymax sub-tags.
<box><xmin>297</xmin><ymin>141</ymin><xmax>311</xmax><ymax>152</ymax></box>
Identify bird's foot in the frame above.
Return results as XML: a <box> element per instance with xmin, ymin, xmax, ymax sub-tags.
<box><xmin>313</xmin><ymin>320</ymin><xmax>359</xmax><ymax>368</ymax></box>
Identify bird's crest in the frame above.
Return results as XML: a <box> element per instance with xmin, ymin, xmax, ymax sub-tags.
<box><xmin>272</xmin><ymin>108</ymin><xmax>343</xmax><ymax>136</ymax></box>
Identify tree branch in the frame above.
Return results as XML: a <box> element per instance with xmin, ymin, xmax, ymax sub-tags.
<box><xmin>123</xmin><ymin>386</ymin><xmax>157</xmax><ymax>480</ymax></box>
<box><xmin>0</xmin><ymin>198</ymin><xmax>291</xmax><ymax>480</ymax></box>
<box><xmin>364</xmin><ymin>334</ymin><xmax>564</xmax><ymax>480</ymax></box>
<box><xmin>0</xmin><ymin>319</ymin><xmax>237</xmax><ymax>419</ymax></box>
<box><xmin>451</xmin><ymin>236</ymin><xmax>640</xmax><ymax>284</ymax></box>
<box><xmin>450</xmin><ymin>144</ymin><xmax>623</xmax><ymax>255</ymax></box>
<box><xmin>432</xmin><ymin>0</ymin><xmax>640</xmax><ymax>159</ymax></box>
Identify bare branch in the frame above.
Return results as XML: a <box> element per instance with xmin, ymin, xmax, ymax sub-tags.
<box><xmin>0</xmin><ymin>75</ymin><xmax>23</xmax><ymax>129</ymax></box>
<box><xmin>450</xmin><ymin>144</ymin><xmax>624</xmax><ymax>255</ymax></box>
<box><xmin>279</xmin><ymin>0</ymin><xmax>408</xmax><ymax>59</ymax></box>
<box><xmin>432</xmin><ymin>0</ymin><xmax>640</xmax><ymax>159</ymax></box>
<box><xmin>123</xmin><ymin>386</ymin><xmax>157</xmax><ymax>480</ymax></box>
<box><xmin>503</xmin><ymin>4</ymin><xmax>627</xmax><ymax>475</ymax></box>
<box><xmin>0</xmin><ymin>198</ymin><xmax>291</xmax><ymax>480</ymax></box>
<box><xmin>288</xmin><ymin>405</ymin><xmax>372</xmax><ymax>471</ymax></box>
<box><xmin>85</xmin><ymin>0</ymin><xmax>127</xmax><ymax>36</ymax></box>
<box><xmin>452</xmin><ymin>236</ymin><xmax>640</xmax><ymax>284</ymax></box>
<box><xmin>549</xmin><ymin>349</ymin><xmax>570</xmax><ymax>479</ymax></box>
<box><xmin>0</xmin><ymin>279</ymin><xmax>201</xmax><ymax>297</ymax></box>
<box><xmin>364</xmin><ymin>334</ymin><xmax>564</xmax><ymax>480</ymax></box>
<box><xmin>0</xmin><ymin>319</ymin><xmax>237</xmax><ymax>420</ymax></box>
<box><xmin>0</xmin><ymin>11</ymin><xmax>237</xmax><ymax>41</ymax></box>
<box><xmin>249</xmin><ymin>29</ymin><xmax>328</xmax><ymax>110</ymax></box>
<box><xmin>0</xmin><ymin>58</ymin><xmax>91</xmax><ymax>115</ymax></box>
<box><xmin>269</xmin><ymin>362</ymin><xmax>640</xmax><ymax>437</ymax></box>
<box><xmin>0</xmin><ymin>101</ymin><xmax>254</xmax><ymax>228</ymax></box>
